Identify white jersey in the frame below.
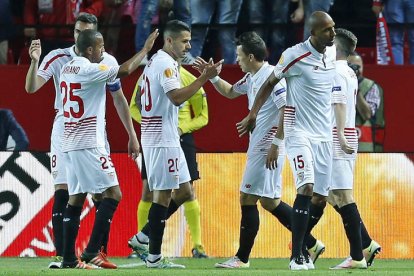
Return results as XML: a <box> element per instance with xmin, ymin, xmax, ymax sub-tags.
<box><xmin>38</xmin><ymin>46</ymin><xmax>121</xmax><ymax>122</ymax></box>
<box><xmin>60</xmin><ymin>56</ymin><xmax>119</xmax><ymax>152</ymax></box>
<box><xmin>233</xmin><ymin>62</ymin><xmax>287</xmax><ymax>156</ymax></box>
<box><xmin>332</xmin><ymin>60</ymin><xmax>358</xmax><ymax>159</ymax></box>
<box><xmin>274</xmin><ymin>38</ymin><xmax>336</xmax><ymax>141</ymax></box>
<box><xmin>140</xmin><ymin>50</ymin><xmax>181</xmax><ymax>148</ymax></box>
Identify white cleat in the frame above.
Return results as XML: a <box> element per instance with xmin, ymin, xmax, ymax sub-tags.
<box><xmin>146</xmin><ymin>257</ymin><xmax>185</xmax><ymax>269</ymax></box>
<box><xmin>304</xmin><ymin>257</ymin><xmax>315</xmax><ymax>270</ymax></box>
<box><xmin>363</xmin><ymin>240</ymin><xmax>381</xmax><ymax>266</ymax></box>
<box><xmin>330</xmin><ymin>257</ymin><xmax>367</xmax><ymax>269</ymax></box>
<box><xmin>127</xmin><ymin>234</ymin><xmax>149</xmax><ymax>261</ymax></box>
<box><xmin>48</xmin><ymin>256</ymin><xmax>63</xmax><ymax>269</ymax></box>
<box><xmin>215</xmin><ymin>256</ymin><xmax>250</xmax><ymax>268</ymax></box>
<box><xmin>308</xmin><ymin>240</ymin><xmax>325</xmax><ymax>263</ymax></box>
<box><xmin>289</xmin><ymin>257</ymin><xmax>308</xmax><ymax>270</ymax></box>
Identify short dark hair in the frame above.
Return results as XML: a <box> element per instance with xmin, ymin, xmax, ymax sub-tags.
<box><xmin>164</xmin><ymin>20</ymin><xmax>191</xmax><ymax>39</ymax></box>
<box><xmin>75</xmin><ymin>13</ymin><xmax>98</xmax><ymax>29</ymax></box>
<box><xmin>76</xmin><ymin>29</ymin><xmax>102</xmax><ymax>54</ymax></box>
<box><xmin>237</xmin><ymin>32</ymin><xmax>267</xmax><ymax>62</ymax></box>
<box><xmin>335</xmin><ymin>28</ymin><xmax>358</xmax><ymax>57</ymax></box>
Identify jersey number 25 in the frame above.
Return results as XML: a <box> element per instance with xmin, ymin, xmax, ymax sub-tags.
<box><xmin>60</xmin><ymin>81</ymin><xmax>84</xmax><ymax>118</ymax></box>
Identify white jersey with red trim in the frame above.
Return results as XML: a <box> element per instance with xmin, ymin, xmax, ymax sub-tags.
<box><xmin>60</xmin><ymin>56</ymin><xmax>119</xmax><ymax>152</ymax></box>
<box><xmin>233</xmin><ymin>62</ymin><xmax>287</xmax><ymax>156</ymax></box>
<box><xmin>38</xmin><ymin>46</ymin><xmax>121</xmax><ymax>121</ymax></box>
<box><xmin>140</xmin><ymin>50</ymin><xmax>181</xmax><ymax>148</ymax></box>
<box><xmin>274</xmin><ymin>38</ymin><xmax>336</xmax><ymax>141</ymax></box>
<box><xmin>332</xmin><ymin>60</ymin><xmax>358</xmax><ymax>159</ymax></box>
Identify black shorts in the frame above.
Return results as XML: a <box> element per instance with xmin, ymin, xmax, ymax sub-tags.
<box><xmin>140</xmin><ymin>133</ymin><xmax>200</xmax><ymax>182</ymax></box>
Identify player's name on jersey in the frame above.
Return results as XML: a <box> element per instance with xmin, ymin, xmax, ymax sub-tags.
<box><xmin>62</xmin><ymin>65</ymin><xmax>80</xmax><ymax>75</ymax></box>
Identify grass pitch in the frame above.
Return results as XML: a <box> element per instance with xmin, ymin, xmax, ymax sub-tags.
<box><xmin>0</xmin><ymin>257</ymin><xmax>412</xmax><ymax>275</ymax></box>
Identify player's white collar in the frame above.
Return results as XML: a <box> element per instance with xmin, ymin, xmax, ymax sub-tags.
<box><xmin>69</xmin><ymin>45</ymin><xmax>78</xmax><ymax>58</ymax></box>
<box><xmin>251</xmin><ymin>61</ymin><xmax>269</xmax><ymax>81</ymax></box>
<box><xmin>305</xmin><ymin>38</ymin><xmax>324</xmax><ymax>58</ymax></box>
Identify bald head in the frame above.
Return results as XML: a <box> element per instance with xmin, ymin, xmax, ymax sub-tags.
<box><xmin>309</xmin><ymin>11</ymin><xmax>334</xmax><ymax>33</ymax></box>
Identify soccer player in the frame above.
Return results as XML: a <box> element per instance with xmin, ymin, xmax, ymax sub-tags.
<box><xmin>129</xmin><ymin>63</ymin><xmax>209</xmax><ymax>259</ymax></box>
<box><xmin>193</xmin><ymin>31</ymin><xmax>325</xmax><ymax>268</ymax></box>
<box><xmin>24</xmin><ymin>13</ymin><xmax>136</xmax><ymax>268</ymax></box>
<box><xmin>236</xmin><ymin>11</ymin><xmax>346</xmax><ymax>270</ymax></box>
<box><xmin>130</xmin><ymin>20</ymin><xmax>222</xmax><ymax>269</ymax></box>
<box><xmin>58</xmin><ymin>28</ymin><xmax>158</xmax><ymax>269</ymax></box>
<box><xmin>328</xmin><ymin>28</ymin><xmax>380</xmax><ymax>269</ymax></box>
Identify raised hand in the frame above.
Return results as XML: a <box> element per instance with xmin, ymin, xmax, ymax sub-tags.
<box><xmin>201</xmin><ymin>58</ymin><xmax>224</xmax><ymax>80</ymax></box>
<box><xmin>29</xmin><ymin>39</ymin><xmax>42</xmax><ymax>62</ymax></box>
<box><xmin>236</xmin><ymin>113</ymin><xmax>256</xmax><ymax>137</ymax></box>
<box><xmin>143</xmin><ymin>29</ymin><xmax>159</xmax><ymax>53</ymax></box>
<box><xmin>192</xmin><ymin>56</ymin><xmax>208</xmax><ymax>74</ymax></box>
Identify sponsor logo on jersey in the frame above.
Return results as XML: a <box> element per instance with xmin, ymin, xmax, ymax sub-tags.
<box><xmin>245</xmin><ymin>184</ymin><xmax>251</xmax><ymax>189</ymax></box>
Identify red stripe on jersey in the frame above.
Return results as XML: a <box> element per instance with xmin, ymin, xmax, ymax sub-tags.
<box><xmin>282</xmin><ymin>52</ymin><xmax>311</xmax><ymax>73</ymax></box>
<box><xmin>43</xmin><ymin>54</ymin><xmax>71</xmax><ymax>70</ymax></box>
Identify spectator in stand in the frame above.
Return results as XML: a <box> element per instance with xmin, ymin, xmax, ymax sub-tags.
<box><xmin>102</xmin><ymin>0</ymin><xmax>138</xmax><ymax>62</ymax></box>
<box><xmin>348</xmin><ymin>52</ymin><xmax>385</xmax><ymax>152</ymax></box>
<box><xmin>189</xmin><ymin>0</ymin><xmax>243</xmax><ymax>64</ymax></box>
<box><xmin>24</xmin><ymin>0</ymin><xmax>104</xmax><ymax>61</ymax></box>
<box><xmin>372</xmin><ymin>0</ymin><xmax>414</xmax><ymax>64</ymax></box>
<box><xmin>0</xmin><ymin>109</ymin><xmax>29</xmax><ymax>151</ymax></box>
<box><xmin>134</xmin><ymin>0</ymin><xmax>191</xmax><ymax>64</ymax></box>
<box><xmin>0</xmin><ymin>0</ymin><xmax>14</xmax><ymax>64</ymax></box>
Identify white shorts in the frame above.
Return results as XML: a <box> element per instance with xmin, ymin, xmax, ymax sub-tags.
<box><xmin>286</xmin><ymin>136</ymin><xmax>332</xmax><ymax>196</ymax></box>
<box><xmin>50</xmin><ymin>119</ymin><xmax>66</xmax><ymax>185</ymax></box>
<box><xmin>50</xmin><ymin>118</ymin><xmax>111</xmax><ymax>185</ymax></box>
<box><xmin>142</xmin><ymin>147</ymin><xmax>191</xmax><ymax>191</ymax></box>
<box><xmin>240</xmin><ymin>153</ymin><xmax>284</xmax><ymax>198</ymax></box>
<box><xmin>331</xmin><ymin>159</ymin><xmax>355</xmax><ymax>190</ymax></box>
<box><xmin>65</xmin><ymin>147</ymin><xmax>119</xmax><ymax>195</ymax></box>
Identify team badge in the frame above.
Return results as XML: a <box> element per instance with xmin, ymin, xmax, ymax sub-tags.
<box><xmin>164</xmin><ymin>68</ymin><xmax>174</xmax><ymax>78</ymax></box>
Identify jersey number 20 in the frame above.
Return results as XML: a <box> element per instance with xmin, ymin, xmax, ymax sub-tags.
<box><xmin>140</xmin><ymin>74</ymin><xmax>152</xmax><ymax>112</ymax></box>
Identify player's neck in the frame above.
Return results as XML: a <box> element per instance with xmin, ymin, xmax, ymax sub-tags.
<box><xmin>309</xmin><ymin>37</ymin><xmax>326</xmax><ymax>53</ymax></box>
<box><xmin>250</xmin><ymin>61</ymin><xmax>264</xmax><ymax>76</ymax></box>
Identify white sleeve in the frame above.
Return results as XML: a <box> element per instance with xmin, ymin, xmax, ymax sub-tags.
<box><xmin>37</xmin><ymin>50</ymin><xmax>66</xmax><ymax>81</ymax></box>
<box><xmin>232</xmin><ymin>74</ymin><xmax>250</xmax><ymax>95</ymax></box>
<box><xmin>160</xmin><ymin>63</ymin><xmax>180</xmax><ymax>93</ymax></box>
<box><xmin>101</xmin><ymin>53</ymin><xmax>121</xmax><ymax>90</ymax></box>
<box><xmin>273</xmin><ymin>47</ymin><xmax>303</xmax><ymax>80</ymax></box>
<box><xmin>332</xmin><ymin>73</ymin><xmax>347</xmax><ymax>104</ymax></box>
<box><xmin>272</xmin><ymin>78</ymin><xmax>287</xmax><ymax>109</ymax></box>
<box><xmin>85</xmin><ymin>63</ymin><xmax>120</xmax><ymax>83</ymax></box>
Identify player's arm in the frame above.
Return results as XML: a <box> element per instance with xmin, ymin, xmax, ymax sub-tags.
<box><xmin>167</xmin><ymin>59</ymin><xmax>223</xmax><ymax>106</ymax></box>
<box><xmin>334</xmin><ymin>103</ymin><xmax>354</xmax><ymax>154</ymax></box>
<box><xmin>25</xmin><ymin>39</ymin><xmax>47</xmax><ymax>93</ymax></box>
<box><xmin>236</xmin><ymin>72</ymin><xmax>281</xmax><ymax>137</ymax></box>
<box><xmin>110</xmin><ymin>88</ymin><xmax>140</xmax><ymax>157</ymax></box>
<box><xmin>266</xmin><ymin>106</ymin><xmax>285</xmax><ymax>170</ymax></box>
<box><xmin>117</xmin><ymin>29</ymin><xmax>159</xmax><ymax>78</ymax></box>
<box><xmin>193</xmin><ymin>57</ymin><xmax>239</xmax><ymax>99</ymax></box>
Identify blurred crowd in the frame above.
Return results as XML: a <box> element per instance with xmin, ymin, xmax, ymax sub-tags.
<box><xmin>0</xmin><ymin>0</ymin><xmax>413</xmax><ymax>65</ymax></box>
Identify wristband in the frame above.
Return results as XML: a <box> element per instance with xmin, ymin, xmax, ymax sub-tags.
<box><xmin>209</xmin><ymin>76</ymin><xmax>220</xmax><ymax>83</ymax></box>
<box><xmin>272</xmin><ymin>137</ymin><xmax>283</xmax><ymax>146</ymax></box>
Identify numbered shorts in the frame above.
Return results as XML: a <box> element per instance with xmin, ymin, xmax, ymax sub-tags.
<box><xmin>330</xmin><ymin>158</ymin><xmax>355</xmax><ymax>190</ymax></box>
<box><xmin>50</xmin><ymin>120</ymin><xmax>66</xmax><ymax>185</ymax></box>
<box><xmin>240</xmin><ymin>153</ymin><xmax>285</xmax><ymax>198</ymax></box>
<box><xmin>65</xmin><ymin>147</ymin><xmax>119</xmax><ymax>195</ymax></box>
<box><xmin>286</xmin><ymin>136</ymin><xmax>332</xmax><ymax>196</ymax></box>
<box><xmin>142</xmin><ymin>146</ymin><xmax>191</xmax><ymax>191</ymax></box>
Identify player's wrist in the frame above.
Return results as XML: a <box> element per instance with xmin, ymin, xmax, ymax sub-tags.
<box><xmin>272</xmin><ymin>137</ymin><xmax>283</xmax><ymax>147</ymax></box>
<box><xmin>209</xmin><ymin>76</ymin><xmax>220</xmax><ymax>84</ymax></box>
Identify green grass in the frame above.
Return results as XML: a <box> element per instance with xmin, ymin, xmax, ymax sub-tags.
<box><xmin>0</xmin><ymin>257</ymin><xmax>413</xmax><ymax>275</ymax></box>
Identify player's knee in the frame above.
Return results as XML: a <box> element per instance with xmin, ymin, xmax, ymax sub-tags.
<box><xmin>260</xmin><ymin>198</ymin><xmax>280</xmax><ymax>212</ymax></box>
<box><xmin>297</xmin><ymin>183</ymin><xmax>313</xmax><ymax>196</ymax></box>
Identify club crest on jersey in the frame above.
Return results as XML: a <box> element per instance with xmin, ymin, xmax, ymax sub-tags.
<box><xmin>99</xmin><ymin>64</ymin><xmax>109</xmax><ymax>71</ymax></box>
<box><xmin>164</xmin><ymin>68</ymin><xmax>174</xmax><ymax>78</ymax></box>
